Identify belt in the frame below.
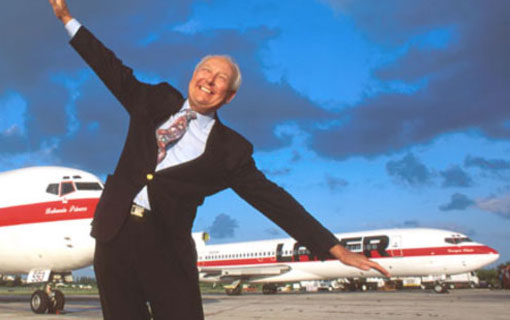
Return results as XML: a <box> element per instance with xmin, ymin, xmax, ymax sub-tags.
<box><xmin>130</xmin><ymin>203</ymin><xmax>150</xmax><ymax>219</ymax></box>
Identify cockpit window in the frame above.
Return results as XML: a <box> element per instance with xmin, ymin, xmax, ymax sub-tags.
<box><xmin>75</xmin><ymin>182</ymin><xmax>103</xmax><ymax>191</ymax></box>
<box><xmin>445</xmin><ymin>237</ymin><xmax>472</xmax><ymax>244</ymax></box>
<box><xmin>60</xmin><ymin>182</ymin><xmax>76</xmax><ymax>196</ymax></box>
<box><xmin>46</xmin><ymin>183</ymin><xmax>59</xmax><ymax>195</ymax></box>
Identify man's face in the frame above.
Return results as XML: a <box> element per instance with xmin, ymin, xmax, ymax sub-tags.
<box><xmin>188</xmin><ymin>57</ymin><xmax>237</xmax><ymax>114</ymax></box>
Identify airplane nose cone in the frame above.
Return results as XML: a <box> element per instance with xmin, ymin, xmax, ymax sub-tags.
<box><xmin>486</xmin><ymin>246</ymin><xmax>500</xmax><ymax>264</ymax></box>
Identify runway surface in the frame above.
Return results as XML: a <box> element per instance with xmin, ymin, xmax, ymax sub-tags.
<box><xmin>0</xmin><ymin>289</ymin><xmax>508</xmax><ymax>320</ymax></box>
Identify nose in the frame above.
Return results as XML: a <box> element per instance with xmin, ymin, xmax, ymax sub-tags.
<box><xmin>203</xmin><ymin>73</ymin><xmax>216</xmax><ymax>85</ymax></box>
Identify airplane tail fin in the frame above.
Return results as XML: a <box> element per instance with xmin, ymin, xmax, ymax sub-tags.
<box><xmin>192</xmin><ymin>232</ymin><xmax>210</xmax><ymax>248</ymax></box>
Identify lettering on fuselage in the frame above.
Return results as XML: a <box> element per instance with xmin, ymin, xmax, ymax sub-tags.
<box><xmin>45</xmin><ymin>205</ymin><xmax>88</xmax><ymax>215</ymax></box>
<box><xmin>276</xmin><ymin>234</ymin><xmax>390</xmax><ymax>262</ymax></box>
<box><xmin>276</xmin><ymin>242</ymin><xmax>318</xmax><ymax>262</ymax></box>
<box><xmin>362</xmin><ymin>235</ymin><xmax>390</xmax><ymax>257</ymax></box>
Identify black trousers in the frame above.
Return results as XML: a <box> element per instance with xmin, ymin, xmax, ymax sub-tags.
<box><xmin>93</xmin><ymin>211</ymin><xmax>204</xmax><ymax>320</ymax></box>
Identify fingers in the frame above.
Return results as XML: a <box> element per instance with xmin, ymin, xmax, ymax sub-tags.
<box><xmin>48</xmin><ymin>0</ymin><xmax>72</xmax><ymax>24</ymax></box>
<box><xmin>346</xmin><ymin>254</ymin><xmax>391</xmax><ymax>278</ymax></box>
<box><xmin>363</xmin><ymin>259</ymin><xmax>391</xmax><ymax>278</ymax></box>
<box><xmin>49</xmin><ymin>0</ymin><xmax>59</xmax><ymax>10</ymax></box>
<box><xmin>331</xmin><ymin>244</ymin><xmax>391</xmax><ymax>277</ymax></box>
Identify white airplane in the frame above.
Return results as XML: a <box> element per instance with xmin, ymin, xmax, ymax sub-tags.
<box><xmin>0</xmin><ymin>166</ymin><xmax>501</xmax><ymax>313</ymax></box>
<box><xmin>194</xmin><ymin>228</ymin><xmax>500</xmax><ymax>294</ymax></box>
<box><xmin>0</xmin><ymin>166</ymin><xmax>102</xmax><ymax>314</ymax></box>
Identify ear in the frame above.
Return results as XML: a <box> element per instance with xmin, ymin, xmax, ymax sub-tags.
<box><xmin>225</xmin><ymin>90</ymin><xmax>237</xmax><ymax>104</ymax></box>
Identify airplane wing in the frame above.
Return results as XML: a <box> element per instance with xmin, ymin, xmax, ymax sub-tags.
<box><xmin>198</xmin><ymin>264</ymin><xmax>291</xmax><ymax>281</ymax></box>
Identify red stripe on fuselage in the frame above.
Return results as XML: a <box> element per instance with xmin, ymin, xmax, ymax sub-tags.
<box><xmin>0</xmin><ymin>198</ymin><xmax>98</xmax><ymax>227</ymax></box>
<box><xmin>197</xmin><ymin>245</ymin><xmax>498</xmax><ymax>268</ymax></box>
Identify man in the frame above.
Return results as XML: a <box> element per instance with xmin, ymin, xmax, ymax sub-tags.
<box><xmin>49</xmin><ymin>1</ymin><xmax>390</xmax><ymax>319</ymax></box>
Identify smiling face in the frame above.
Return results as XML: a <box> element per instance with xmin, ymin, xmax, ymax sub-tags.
<box><xmin>188</xmin><ymin>56</ymin><xmax>238</xmax><ymax>114</ymax></box>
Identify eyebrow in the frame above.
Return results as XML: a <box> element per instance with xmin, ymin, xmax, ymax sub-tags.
<box><xmin>199</xmin><ymin>62</ymin><xmax>233</xmax><ymax>78</ymax></box>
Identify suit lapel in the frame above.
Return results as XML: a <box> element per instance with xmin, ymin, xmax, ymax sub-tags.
<box><xmin>156</xmin><ymin>120</ymin><xmax>224</xmax><ymax>176</ymax></box>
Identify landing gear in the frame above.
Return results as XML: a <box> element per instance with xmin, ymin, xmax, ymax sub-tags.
<box><xmin>48</xmin><ymin>289</ymin><xmax>66</xmax><ymax>314</ymax></box>
<box><xmin>30</xmin><ymin>290</ymin><xmax>50</xmax><ymax>314</ymax></box>
<box><xmin>433</xmin><ymin>282</ymin><xmax>449</xmax><ymax>294</ymax></box>
<box><xmin>262</xmin><ymin>284</ymin><xmax>278</xmax><ymax>295</ymax></box>
<box><xmin>29</xmin><ymin>272</ymin><xmax>68</xmax><ymax>314</ymax></box>
<box><xmin>30</xmin><ymin>286</ymin><xmax>66</xmax><ymax>314</ymax></box>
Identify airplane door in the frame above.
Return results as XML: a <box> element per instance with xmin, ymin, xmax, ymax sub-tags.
<box><xmin>390</xmin><ymin>235</ymin><xmax>403</xmax><ymax>257</ymax></box>
<box><xmin>276</xmin><ymin>243</ymin><xmax>291</xmax><ymax>262</ymax></box>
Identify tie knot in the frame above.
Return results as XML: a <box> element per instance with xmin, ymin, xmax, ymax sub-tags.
<box><xmin>184</xmin><ymin>109</ymin><xmax>197</xmax><ymax>121</ymax></box>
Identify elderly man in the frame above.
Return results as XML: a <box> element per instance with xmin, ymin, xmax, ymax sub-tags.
<box><xmin>49</xmin><ymin>0</ymin><xmax>389</xmax><ymax>319</ymax></box>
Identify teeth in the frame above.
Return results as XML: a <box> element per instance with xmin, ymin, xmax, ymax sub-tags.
<box><xmin>200</xmin><ymin>86</ymin><xmax>212</xmax><ymax>94</ymax></box>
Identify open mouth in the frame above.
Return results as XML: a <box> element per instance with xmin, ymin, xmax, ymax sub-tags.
<box><xmin>199</xmin><ymin>86</ymin><xmax>212</xmax><ymax>94</ymax></box>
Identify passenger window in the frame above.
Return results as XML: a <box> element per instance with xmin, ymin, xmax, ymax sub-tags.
<box><xmin>60</xmin><ymin>182</ymin><xmax>75</xmax><ymax>196</ymax></box>
<box><xmin>46</xmin><ymin>183</ymin><xmax>59</xmax><ymax>195</ymax></box>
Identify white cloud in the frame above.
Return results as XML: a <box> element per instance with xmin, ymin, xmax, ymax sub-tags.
<box><xmin>476</xmin><ymin>194</ymin><xmax>510</xmax><ymax>219</ymax></box>
<box><xmin>0</xmin><ymin>92</ymin><xmax>27</xmax><ymax>135</ymax></box>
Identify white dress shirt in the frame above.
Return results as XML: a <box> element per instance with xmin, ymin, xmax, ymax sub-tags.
<box><xmin>65</xmin><ymin>19</ymin><xmax>216</xmax><ymax>210</ymax></box>
<box><xmin>134</xmin><ymin>101</ymin><xmax>215</xmax><ymax>209</ymax></box>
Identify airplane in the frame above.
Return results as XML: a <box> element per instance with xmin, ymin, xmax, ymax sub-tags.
<box><xmin>194</xmin><ymin>228</ymin><xmax>500</xmax><ymax>294</ymax></box>
<box><xmin>0</xmin><ymin>166</ymin><xmax>501</xmax><ymax>313</ymax></box>
<box><xmin>0</xmin><ymin>166</ymin><xmax>102</xmax><ymax>314</ymax></box>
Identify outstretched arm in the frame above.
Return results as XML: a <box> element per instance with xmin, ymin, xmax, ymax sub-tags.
<box><xmin>230</xmin><ymin>148</ymin><xmax>391</xmax><ymax>278</ymax></box>
<box><xmin>49</xmin><ymin>0</ymin><xmax>73</xmax><ymax>24</ymax></box>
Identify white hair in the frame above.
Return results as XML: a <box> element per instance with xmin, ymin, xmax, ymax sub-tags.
<box><xmin>194</xmin><ymin>55</ymin><xmax>242</xmax><ymax>92</ymax></box>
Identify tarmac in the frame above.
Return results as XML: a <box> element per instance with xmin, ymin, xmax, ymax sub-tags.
<box><xmin>0</xmin><ymin>289</ymin><xmax>508</xmax><ymax>320</ymax></box>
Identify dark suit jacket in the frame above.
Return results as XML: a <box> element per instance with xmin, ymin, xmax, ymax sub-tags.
<box><xmin>70</xmin><ymin>27</ymin><xmax>340</xmax><ymax>273</ymax></box>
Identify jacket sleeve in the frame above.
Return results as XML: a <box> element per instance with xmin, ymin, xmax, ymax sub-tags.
<box><xmin>228</xmin><ymin>147</ymin><xmax>340</xmax><ymax>259</ymax></box>
<box><xmin>69</xmin><ymin>27</ymin><xmax>182</xmax><ymax>116</ymax></box>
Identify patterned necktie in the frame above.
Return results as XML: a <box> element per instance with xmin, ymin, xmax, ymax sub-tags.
<box><xmin>156</xmin><ymin>109</ymin><xmax>197</xmax><ymax>163</ymax></box>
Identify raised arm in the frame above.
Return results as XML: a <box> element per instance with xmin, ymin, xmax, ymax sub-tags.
<box><xmin>48</xmin><ymin>0</ymin><xmax>183</xmax><ymax>116</ymax></box>
<box><xmin>49</xmin><ymin>0</ymin><xmax>73</xmax><ymax>25</ymax></box>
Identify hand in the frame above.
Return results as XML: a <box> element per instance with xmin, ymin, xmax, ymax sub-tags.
<box><xmin>48</xmin><ymin>0</ymin><xmax>73</xmax><ymax>24</ymax></box>
<box><xmin>330</xmin><ymin>244</ymin><xmax>391</xmax><ymax>278</ymax></box>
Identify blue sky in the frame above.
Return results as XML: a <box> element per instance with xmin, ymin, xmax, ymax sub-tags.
<box><xmin>1</xmin><ymin>0</ymin><xmax>509</xmax><ymax>272</ymax></box>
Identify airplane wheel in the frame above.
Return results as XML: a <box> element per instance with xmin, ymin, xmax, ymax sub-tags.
<box><xmin>31</xmin><ymin>290</ymin><xmax>50</xmax><ymax>314</ymax></box>
<box><xmin>48</xmin><ymin>290</ymin><xmax>65</xmax><ymax>314</ymax></box>
<box><xmin>433</xmin><ymin>283</ymin><xmax>448</xmax><ymax>294</ymax></box>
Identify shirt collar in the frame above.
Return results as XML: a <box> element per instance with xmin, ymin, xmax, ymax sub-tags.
<box><xmin>181</xmin><ymin>100</ymin><xmax>214</xmax><ymax>129</ymax></box>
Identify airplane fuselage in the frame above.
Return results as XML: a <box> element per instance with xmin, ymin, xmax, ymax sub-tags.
<box><xmin>0</xmin><ymin>167</ymin><xmax>100</xmax><ymax>274</ymax></box>
<box><xmin>196</xmin><ymin>229</ymin><xmax>499</xmax><ymax>283</ymax></box>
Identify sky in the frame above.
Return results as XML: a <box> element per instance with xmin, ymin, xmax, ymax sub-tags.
<box><xmin>1</xmin><ymin>0</ymin><xmax>509</xmax><ymax>276</ymax></box>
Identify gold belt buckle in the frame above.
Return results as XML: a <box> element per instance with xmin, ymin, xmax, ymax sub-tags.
<box><xmin>130</xmin><ymin>204</ymin><xmax>145</xmax><ymax>218</ymax></box>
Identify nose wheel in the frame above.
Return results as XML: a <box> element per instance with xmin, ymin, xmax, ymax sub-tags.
<box><xmin>30</xmin><ymin>285</ymin><xmax>66</xmax><ymax>314</ymax></box>
<box><xmin>30</xmin><ymin>290</ymin><xmax>50</xmax><ymax>314</ymax></box>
